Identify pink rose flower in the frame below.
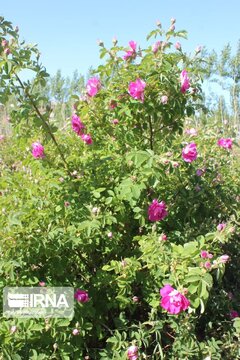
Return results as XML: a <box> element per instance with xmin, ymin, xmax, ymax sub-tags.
<box><xmin>160</xmin><ymin>284</ymin><xmax>190</xmax><ymax>314</ymax></box>
<box><xmin>107</xmin><ymin>232</ymin><xmax>113</xmax><ymax>238</ymax></box>
<box><xmin>201</xmin><ymin>251</ymin><xmax>213</xmax><ymax>259</ymax></box>
<box><xmin>185</xmin><ymin>128</ymin><xmax>198</xmax><ymax>136</ymax></box>
<box><xmin>161</xmin><ymin>41</ymin><xmax>168</xmax><ymax>50</ymax></box>
<box><xmin>127</xmin><ymin>345</ymin><xmax>138</xmax><ymax>360</ymax></box>
<box><xmin>1</xmin><ymin>39</ymin><xmax>8</xmax><ymax>47</ymax></box>
<box><xmin>217</xmin><ymin>138</ymin><xmax>232</xmax><ymax>150</ymax></box>
<box><xmin>74</xmin><ymin>289</ymin><xmax>89</xmax><ymax>303</ymax></box>
<box><xmin>217</xmin><ymin>223</ymin><xmax>226</xmax><ymax>231</ymax></box>
<box><xmin>196</xmin><ymin>169</ymin><xmax>204</xmax><ymax>176</ymax></box>
<box><xmin>72</xmin><ymin>328</ymin><xmax>80</xmax><ymax>335</ymax></box>
<box><xmin>219</xmin><ymin>254</ymin><xmax>229</xmax><ymax>263</ymax></box>
<box><xmin>161</xmin><ymin>233</ymin><xmax>167</xmax><ymax>241</ymax></box>
<box><xmin>92</xmin><ymin>207</ymin><xmax>99</xmax><ymax>215</ymax></box>
<box><xmin>39</xmin><ymin>281</ymin><xmax>46</xmax><ymax>287</ymax></box>
<box><xmin>112</xmin><ymin>119</ymin><xmax>119</xmax><ymax>125</ymax></box>
<box><xmin>71</xmin><ymin>114</ymin><xmax>85</xmax><ymax>136</ymax></box>
<box><xmin>109</xmin><ymin>100</ymin><xmax>117</xmax><ymax>109</ymax></box>
<box><xmin>32</xmin><ymin>142</ymin><xmax>45</xmax><ymax>159</ymax></box>
<box><xmin>201</xmin><ymin>250</ymin><xmax>208</xmax><ymax>259</ymax></box>
<box><xmin>123</xmin><ymin>41</ymin><xmax>137</xmax><ymax>60</ymax></box>
<box><xmin>121</xmin><ymin>259</ymin><xmax>127</xmax><ymax>267</ymax></box>
<box><xmin>0</xmin><ymin>134</ymin><xmax>5</xmax><ymax>141</ymax></box>
<box><xmin>4</xmin><ymin>48</ymin><xmax>11</xmax><ymax>55</ymax></box>
<box><xmin>204</xmin><ymin>261</ymin><xmax>212</xmax><ymax>269</ymax></box>
<box><xmin>10</xmin><ymin>325</ymin><xmax>17</xmax><ymax>334</ymax></box>
<box><xmin>161</xmin><ymin>95</ymin><xmax>168</xmax><ymax>104</ymax></box>
<box><xmin>182</xmin><ymin>142</ymin><xmax>198</xmax><ymax>162</ymax></box>
<box><xmin>230</xmin><ymin>310</ymin><xmax>239</xmax><ymax>319</ymax></box>
<box><xmin>148</xmin><ymin>199</ymin><xmax>168</xmax><ymax>222</ymax></box>
<box><xmin>152</xmin><ymin>41</ymin><xmax>161</xmax><ymax>54</ymax></box>
<box><xmin>132</xmin><ymin>296</ymin><xmax>139</xmax><ymax>303</ymax></box>
<box><xmin>81</xmin><ymin>134</ymin><xmax>93</xmax><ymax>145</ymax></box>
<box><xmin>175</xmin><ymin>42</ymin><xmax>181</xmax><ymax>50</ymax></box>
<box><xmin>180</xmin><ymin>70</ymin><xmax>190</xmax><ymax>93</ymax></box>
<box><xmin>128</xmin><ymin>78</ymin><xmax>146</xmax><ymax>102</ymax></box>
<box><xmin>86</xmin><ymin>77</ymin><xmax>101</xmax><ymax>97</ymax></box>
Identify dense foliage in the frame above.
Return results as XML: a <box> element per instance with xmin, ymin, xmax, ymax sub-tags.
<box><xmin>0</xmin><ymin>17</ymin><xmax>240</xmax><ymax>359</ymax></box>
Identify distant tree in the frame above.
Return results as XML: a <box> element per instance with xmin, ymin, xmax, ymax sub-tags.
<box><xmin>207</xmin><ymin>41</ymin><xmax>240</xmax><ymax>131</ymax></box>
<box><xmin>69</xmin><ymin>69</ymin><xmax>85</xmax><ymax>96</ymax></box>
<box><xmin>50</xmin><ymin>69</ymin><xmax>67</xmax><ymax>103</ymax></box>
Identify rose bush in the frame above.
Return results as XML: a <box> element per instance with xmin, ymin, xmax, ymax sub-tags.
<box><xmin>0</xmin><ymin>16</ymin><xmax>240</xmax><ymax>359</ymax></box>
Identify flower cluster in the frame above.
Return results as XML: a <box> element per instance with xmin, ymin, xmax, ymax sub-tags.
<box><xmin>201</xmin><ymin>250</ymin><xmax>213</xmax><ymax>259</ymax></box>
<box><xmin>71</xmin><ymin>114</ymin><xmax>85</xmax><ymax>136</ymax></box>
<box><xmin>1</xmin><ymin>38</ymin><xmax>11</xmax><ymax>55</ymax></box>
<box><xmin>123</xmin><ymin>41</ymin><xmax>137</xmax><ymax>60</ymax></box>
<box><xmin>71</xmin><ymin>114</ymin><xmax>92</xmax><ymax>145</ymax></box>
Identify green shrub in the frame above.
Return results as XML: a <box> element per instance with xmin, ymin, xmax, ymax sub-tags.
<box><xmin>0</xmin><ymin>16</ymin><xmax>239</xmax><ymax>359</ymax></box>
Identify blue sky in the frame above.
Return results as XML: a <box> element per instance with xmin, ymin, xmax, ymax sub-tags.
<box><xmin>1</xmin><ymin>0</ymin><xmax>239</xmax><ymax>79</ymax></box>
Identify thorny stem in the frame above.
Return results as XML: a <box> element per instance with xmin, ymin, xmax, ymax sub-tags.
<box><xmin>148</xmin><ymin>115</ymin><xmax>154</xmax><ymax>150</ymax></box>
<box><xmin>14</xmin><ymin>73</ymin><xmax>71</xmax><ymax>176</ymax></box>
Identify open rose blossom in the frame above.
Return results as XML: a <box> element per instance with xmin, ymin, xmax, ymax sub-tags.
<box><xmin>182</xmin><ymin>142</ymin><xmax>198</xmax><ymax>162</ymax></box>
<box><xmin>123</xmin><ymin>40</ymin><xmax>137</xmax><ymax>60</ymax></box>
<box><xmin>74</xmin><ymin>289</ymin><xmax>89</xmax><ymax>303</ymax></box>
<box><xmin>217</xmin><ymin>138</ymin><xmax>232</xmax><ymax>150</ymax></box>
<box><xmin>160</xmin><ymin>284</ymin><xmax>190</xmax><ymax>314</ymax></box>
<box><xmin>86</xmin><ymin>77</ymin><xmax>101</xmax><ymax>97</ymax></box>
<box><xmin>81</xmin><ymin>134</ymin><xmax>93</xmax><ymax>145</ymax></box>
<box><xmin>128</xmin><ymin>78</ymin><xmax>146</xmax><ymax>102</ymax></box>
<box><xmin>127</xmin><ymin>345</ymin><xmax>138</xmax><ymax>360</ymax></box>
<box><xmin>148</xmin><ymin>199</ymin><xmax>168</xmax><ymax>222</ymax></box>
<box><xmin>180</xmin><ymin>69</ymin><xmax>190</xmax><ymax>93</ymax></box>
<box><xmin>71</xmin><ymin>114</ymin><xmax>85</xmax><ymax>136</ymax></box>
<box><xmin>32</xmin><ymin>142</ymin><xmax>45</xmax><ymax>159</ymax></box>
